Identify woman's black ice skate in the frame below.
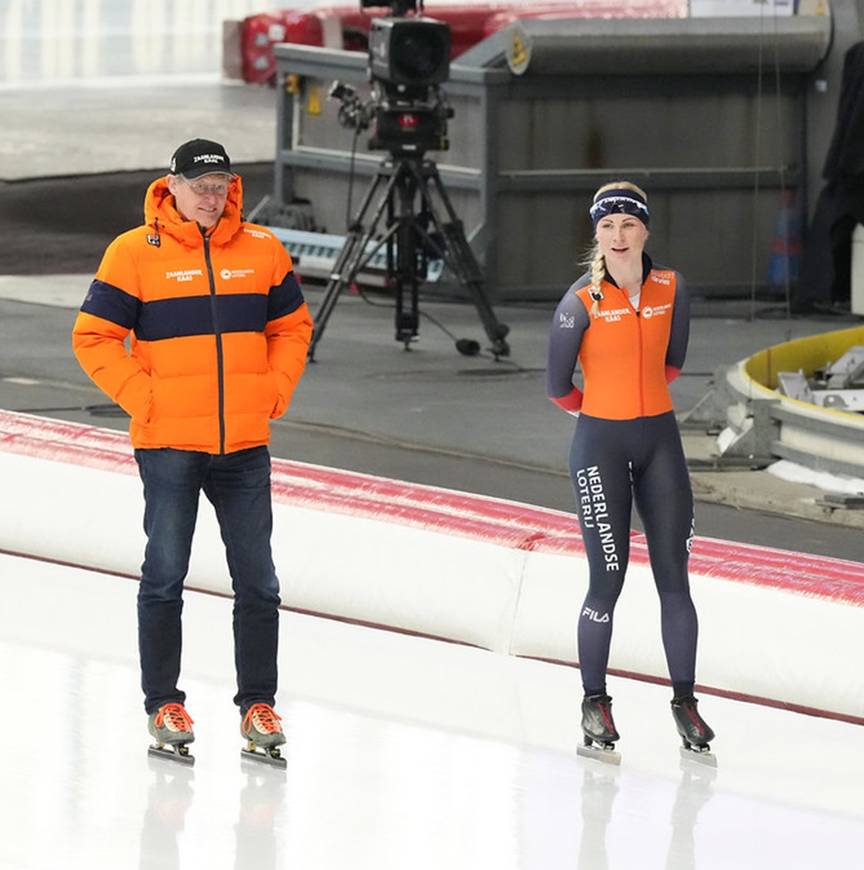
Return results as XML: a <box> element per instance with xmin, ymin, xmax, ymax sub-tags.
<box><xmin>671</xmin><ymin>696</ymin><xmax>716</xmax><ymax>766</ymax></box>
<box><xmin>577</xmin><ymin>694</ymin><xmax>621</xmax><ymax>765</ymax></box>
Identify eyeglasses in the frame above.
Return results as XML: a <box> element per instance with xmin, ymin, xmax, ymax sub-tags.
<box><xmin>181</xmin><ymin>176</ymin><xmax>231</xmax><ymax>197</ymax></box>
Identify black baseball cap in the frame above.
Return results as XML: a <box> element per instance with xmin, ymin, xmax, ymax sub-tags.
<box><xmin>169</xmin><ymin>138</ymin><xmax>232</xmax><ymax>179</ymax></box>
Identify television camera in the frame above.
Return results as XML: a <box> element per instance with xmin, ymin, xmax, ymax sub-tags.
<box><xmin>330</xmin><ymin>0</ymin><xmax>453</xmax><ymax>155</ymax></box>
<box><xmin>308</xmin><ymin>0</ymin><xmax>510</xmax><ymax>361</ymax></box>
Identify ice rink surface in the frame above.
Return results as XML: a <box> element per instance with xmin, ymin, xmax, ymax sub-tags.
<box><xmin>1</xmin><ymin>552</ymin><xmax>862</xmax><ymax>870</ymax></box>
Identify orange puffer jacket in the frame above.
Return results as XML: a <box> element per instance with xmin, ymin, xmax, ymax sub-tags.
<box><xmin>72</xmin><ymin>176</ymin><xmax>313</xmax><ymax>454</ymax></box>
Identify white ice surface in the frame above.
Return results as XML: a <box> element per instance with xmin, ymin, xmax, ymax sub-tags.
<box><xmin>1</xmin><ymin>553</ymin><xmax>863</xmax><ymax>870</ymax></box>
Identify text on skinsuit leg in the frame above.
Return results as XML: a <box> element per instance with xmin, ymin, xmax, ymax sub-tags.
<box><xmin>576</xmin><ymin>465</ymin><xmax>620</xmax><ymax>572</ymax></box>
<box><xmin>581</xmin><ymin>606</ymin><xmax>610</xmax><ymax>623</ymax></box>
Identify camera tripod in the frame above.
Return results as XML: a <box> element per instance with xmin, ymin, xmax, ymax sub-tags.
<box><xmin>307</xmin><ymin>154</ymin><xmax>510</xmax><ymax>361</ymax></box>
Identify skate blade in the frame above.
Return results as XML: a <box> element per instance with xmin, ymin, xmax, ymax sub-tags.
<box><xmin>148</xmin><ymin>744</ymin><xmax>195</xmax><ymax>767</ymax></box>
<box><xmin>241</xmin><ymin>747</ymin><xmax>287</xmax><ymax>770</ymax></box>
<box><xmin>577</xmin><ymin>743</ymin><xmax>621</xmax><ymax>766</ymax></box>
<box><xmin>679</xmin><ymin>745</ymin><xmax>717</xmax><ymax>768</ymax></box>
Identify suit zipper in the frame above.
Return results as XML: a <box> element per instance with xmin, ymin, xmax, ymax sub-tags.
<box><xmin>202</xmin><ymin>233</ymin><xmax>226</xmax><ymax>454</ymax></box>
<box><xmin>619</xmin><ymin>285</ymin><xmax>645</xmax><ymax>417</ymax></box>
<box><xmin>637</xmin><ymin>306</ymin><xmax>644</xmax><ymax>417</ymax></box>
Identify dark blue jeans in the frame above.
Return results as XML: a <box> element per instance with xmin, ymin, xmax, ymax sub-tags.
<box><xmin>135</xmin><ymin>446</ymin><xmax>281</xmax><ymax>715</ymax></box>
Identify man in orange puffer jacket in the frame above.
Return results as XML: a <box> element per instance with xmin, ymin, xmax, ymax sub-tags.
<box><xmin>72</xmin><ymin>139</ymin><xmax>313</xmax><ymax>764</ymax></box>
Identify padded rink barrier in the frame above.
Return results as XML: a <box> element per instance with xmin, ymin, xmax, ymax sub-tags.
<box><xmin>0</xmin><ymin>409</ymin><xmax>862</xmax><ymax>723</ymax></box>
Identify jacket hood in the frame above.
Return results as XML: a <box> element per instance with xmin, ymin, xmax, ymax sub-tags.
<box><xmin>143</xmin><ymin>174</ymin><xmax>245</xmax><ymax>247</ymax></box>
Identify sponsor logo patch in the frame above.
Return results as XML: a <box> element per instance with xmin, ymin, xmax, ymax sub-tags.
<box><xmin>243</xmin><ymin>227</ymin><xmax>271</xmax><ymax>240</ymax></box>
<box><xmin>575</xmin><ymin>465</ymin><xmax>620</xmax><ymax>572</ymax></box>
<box><xmin>193</xmin><ymin>153</ymin><xmax>226</xmax><ymax>165</ymax></box>
<box><xmin>219</xmin><ymin>268</ymin><xmax>255</xmax><ymax>281</ymax></box>
<box><xmin>581</xmin><ymin>607</ymin><xmax>611</xmax><ymax>624</ymax></box>
<box><xmin>597</xmin><ymin>306</ymin><xmax>630</xmax><ymax>323</ymax></box>
<box><xmin>165</xmin><ymin>269</ymin><xmax>203</xmax><ymax>282</ymax></box>
<box><xmin>642</xmin><ymin>302</ymin><xmax>672</xmax><ymax>320</ymax></box>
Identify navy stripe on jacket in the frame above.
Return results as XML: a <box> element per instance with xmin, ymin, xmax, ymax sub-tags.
<box><xmin>267</xmin><ymin>271</ymin><xmax>304</xmax><ymax>321</ymax></box>
<box><xmin>81</xmin><ymin>279</ymin><xmax>141</xmax><ymax>329</ymax></box>
<box><xmin>135</xmin><ymin>294</ymin><xmax>269</xmax><ymax>342</ymax></box>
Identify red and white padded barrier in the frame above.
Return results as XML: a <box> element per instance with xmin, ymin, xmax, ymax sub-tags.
<box><xmin>0</xmin><ymin>409</ymin><xmax>862</xmax><ymax>723</ymax></box>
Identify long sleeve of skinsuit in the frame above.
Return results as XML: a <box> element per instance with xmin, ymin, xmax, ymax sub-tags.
<box><xmin>663</xmin><ymin>273</ymin><xmax>690</xmax><ymax>383</ymax></box>
<box><xmin>546</xmin><ymin>273</ymin><xmax>592</xmax><ymax>414</ymax></box>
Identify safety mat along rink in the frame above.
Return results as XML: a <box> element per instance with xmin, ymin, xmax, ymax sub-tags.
<box><xmin>0</xmin><ymin>409</ymin><xmax>862</xmax><ymax>724</ymax></box>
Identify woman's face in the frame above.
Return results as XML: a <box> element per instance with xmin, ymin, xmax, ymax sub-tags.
<box><xmin>595</xmin><ymin>212</ymin><xmax>649</xmax><ymax>265</ymax></box>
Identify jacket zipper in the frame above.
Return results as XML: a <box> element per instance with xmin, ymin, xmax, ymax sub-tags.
<box><xmin>202</xmin><ymin>233</ymin><xmax>226</xmax><ymax>454</ymax></box>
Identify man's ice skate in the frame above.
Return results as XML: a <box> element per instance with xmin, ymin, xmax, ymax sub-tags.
<box><xmin>240</xmin><ymin>703</ymin><xmax>287</xmax><ymax>769</ymax></box>
<box><xmin>577</xmin><ymin>694</ymin><xmax>621</xmax><ymax>765</ymax></box>
<box><xmin>671</xmin><ymin>695</ymin><xmax>716</xmax><ymax>767</ymax></box>
<box><xmin>147</xmin><ymin>703</ymin><xmax>195</xmax><ymax>766</ymax></box>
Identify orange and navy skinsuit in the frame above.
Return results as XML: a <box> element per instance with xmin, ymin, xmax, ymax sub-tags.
<box><xmin>546</xmin><ymin>256</ymin><xmax>698</xmax><ymax>699</ymax></box>
<box><xmin>72</xmin><ymin>175</ymin><xmax>312</xmax><ymax>453</ymax></box>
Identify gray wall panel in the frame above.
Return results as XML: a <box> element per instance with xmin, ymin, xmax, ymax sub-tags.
<box><xmin>497</xmin><ymin>88</ymin><xmax>800</xmax><ymax>171</ymax></box>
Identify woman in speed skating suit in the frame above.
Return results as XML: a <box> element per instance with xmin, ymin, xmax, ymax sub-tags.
<box><xmin>546</xmin><ymin>181</ymin><xmax>714</xmax><ymax>758</ymax></box>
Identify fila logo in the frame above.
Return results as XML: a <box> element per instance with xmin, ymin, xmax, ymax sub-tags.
<box><xmin>220</xmin><ymin>268</ymin><xmax>255</xmax><ymax>280</ymax></box>
<box><xmin>559</xmin><ymin>313</ymin><xmax>575</xmax><ymax>328</ymax></box>
<box><xmin>581</xmin><ymin>607</ymin><xmax>610</xmax><ymax>624</ymax></box>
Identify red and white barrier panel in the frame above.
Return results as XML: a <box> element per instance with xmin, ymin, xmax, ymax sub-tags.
<box><xmin>1</xmin><ymin>409</ymin><xmax>862</xmax><ymax>723</ymax></box>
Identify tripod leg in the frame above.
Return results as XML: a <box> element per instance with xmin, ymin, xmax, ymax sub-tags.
<box><xmin>414</xmin><ymin>163</ymin><xmax>510</xmax><ymax>359</ymax></box>
<box><xmin>308</xmin><ymin>171</ymin><xmax>398</xmax><ymax>360</ymax></box>
<box><xmin>308</xmin><ymin>233</ymin><xmax>362</xmax><ymax>361</ymax></box>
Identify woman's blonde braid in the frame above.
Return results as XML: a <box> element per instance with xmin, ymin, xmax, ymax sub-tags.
<box><xmin>588</xmin><ymin>244</ymin><xmax>605</xmax><ymax>319</ymax></box>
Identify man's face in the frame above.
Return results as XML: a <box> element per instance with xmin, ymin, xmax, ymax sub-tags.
<box><xmin>167</xmin><ymin>173</ymin><xmax>231</xmax><ymax>228</ymax></box>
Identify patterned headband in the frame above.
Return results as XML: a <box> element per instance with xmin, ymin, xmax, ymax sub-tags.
<box><xmin>589</xmin><ymin>189</ymin><xmax>650</xmax><ymax>227</ymax></box>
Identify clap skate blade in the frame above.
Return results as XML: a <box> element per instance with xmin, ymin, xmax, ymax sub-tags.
<box><xmin>577</xmin><ymin>737</ymin><xmax>621</xmax><ymax>766</ymax></box>
<box><xmin>240</xmin><ymin>740</ymin><xmax>287</xmax><ymax>770</ymax></box>
<box><xmin>148</xmin><ymin>741</ymin><xmax>195</xmax><ymax>766</ymax></box>
<box><xmin>679</xmin><ymin>739</ymin><xmax>717</xmax><ymax>768</ymax></box>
